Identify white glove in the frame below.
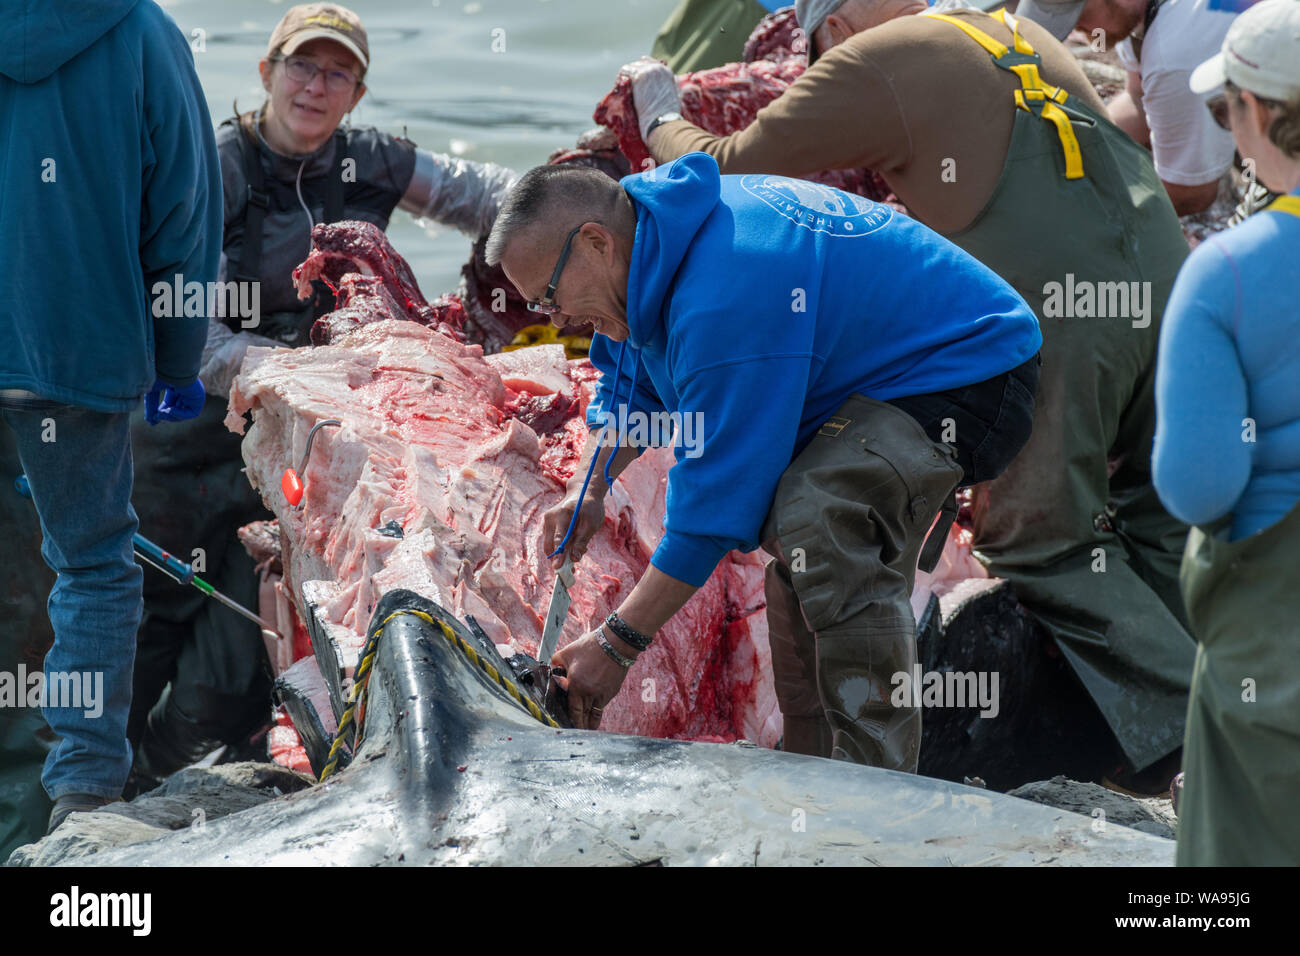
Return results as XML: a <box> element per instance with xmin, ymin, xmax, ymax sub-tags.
<box><xmin>622</xmin><ymin>57</ymin><xmax>681</xmax><ymax>142</ymax></box>
<box><xmin>198</xmin><ymin>316</ymin><xmax>281</xmax><ymax>401</ymax></box>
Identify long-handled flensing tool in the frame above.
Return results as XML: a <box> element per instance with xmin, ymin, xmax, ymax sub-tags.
<box><xmin>15</xmin><ymin>474</ymin><xmax>282</xmax><ymax>637</ymax></box>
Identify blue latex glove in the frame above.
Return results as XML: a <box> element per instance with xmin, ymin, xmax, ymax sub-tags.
<box><xmin>144</xmin><ymin>378</ymin><xmax>205</xmax><ymax>425</ymax></box>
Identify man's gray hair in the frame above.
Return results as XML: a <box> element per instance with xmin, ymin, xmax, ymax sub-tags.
<box><xmin>484</xmin><ymin>164</ymin><xmax>625</xmax><ymax>267</ymax></box>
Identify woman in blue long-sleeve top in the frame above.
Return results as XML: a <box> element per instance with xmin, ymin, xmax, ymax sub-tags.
<box><xmin>1152</xmin><ymin>0</ymin><xmax>1300</xmax><ymax>867</ymax></box>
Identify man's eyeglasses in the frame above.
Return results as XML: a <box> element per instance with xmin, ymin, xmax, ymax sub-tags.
<box><xmin>275</xmin><ymin>54</ymin><xmax>361</xmax><ymax>94</ymax></box>
<box><xmin>527</xmin><ymin>224</ymin><xmax>585</xmax><ymax>315</ymax></box>
<box><xmin>1206</xmin><ymin>92</ymin><xmax>1231</xmax><ymax>132</ymax></box>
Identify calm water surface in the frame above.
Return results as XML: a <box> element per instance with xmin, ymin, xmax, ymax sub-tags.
<box><xmin>164</xmin><ymin>0</ymin><xmax>678</xmax><ymax>293</ymax></box>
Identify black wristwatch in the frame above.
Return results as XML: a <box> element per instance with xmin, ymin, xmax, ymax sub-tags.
<box><xmin>645</xmin><ymin>111</ymin><xmax>683</xmax><ymax>138</ymax></box>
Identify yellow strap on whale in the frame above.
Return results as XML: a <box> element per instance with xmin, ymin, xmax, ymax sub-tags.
<box><xmin>379</xmin><ymin>609</ymin><xmax>560</xmax><ymax>732</ymax></box>
<box><xmin>926</xmin><ymin>9</ymin><xmax>1084</xmax><ymax>180</ymax></box>
<box><xmin>1266</xmin><ymin>196</ymin><xmax>1300</xmax><ymax>219</ymax></box>
<box><xmin>319</xmin><ymin>607</ymin><xmax>558</xmax><ymax>781</ymax></box>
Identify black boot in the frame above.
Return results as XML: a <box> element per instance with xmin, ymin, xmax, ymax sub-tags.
<box><xmin>129</xmin><ymin>685</ymin><xmax>226</xmax><ymax>794</ymax></box>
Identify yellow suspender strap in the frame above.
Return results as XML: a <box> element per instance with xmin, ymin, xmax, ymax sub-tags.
<box><xmin>925</xmin><ymin>11</ymin><xmax>1011</xmax><ymax>56</ymax></box>
<box><xmin>1016</xmin><ymin>88</ymin><xmax>1085</xmax><ymax>180</ymax></box>
<box><xmin>1265</xmin><ymin>196</ymin><xmax>1300</xmax><ymax>219</ymax></box>
<box><xmin>925</xmin><ymin>9</ymin><xmax>1085</xmax><ymax>180</ymax></box>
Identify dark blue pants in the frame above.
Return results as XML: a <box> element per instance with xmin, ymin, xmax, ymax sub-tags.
<box><xmin>887</xmin><ymin>355</ymin><xmax>1040</xmax><ymax>488</ymax></box>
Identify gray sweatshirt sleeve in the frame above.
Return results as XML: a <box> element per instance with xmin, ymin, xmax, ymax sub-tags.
<box><xmin>200</xmin><ymin>252</ymin><xmax>283</xmax><ymax>400</ymax></box>
<box><xmin>398</xmin><ymin>150</ymin><xmax>517</xmax><ymax>239</ymax></box>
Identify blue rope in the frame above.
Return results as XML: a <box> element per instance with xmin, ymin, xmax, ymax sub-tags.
<box><xmin>548</xmin><ymin>342</ymin><xmax>631</xmax><ymax>559</ymax></box>
<box><xmin>603</xmin><ymin>349</ymin><xmax>642</xmax><ymax>487</ymax></box>
<box><xmin>549</xmin><ymin>419</ymin><xmax>611</xmax><ymax>559</ymax></box>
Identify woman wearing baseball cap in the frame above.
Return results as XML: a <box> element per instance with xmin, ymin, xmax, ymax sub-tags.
<box><xmin>125</xmin><ymin>4</ymin><xmax>518</xmax><ymax>792</ymax></box>
<box><xmin>217</xmin><ymin>2</ymin><xmax>517</xmax><ymax>350</ymax></box>
<box><xmin>1152</xmin><ymin>0</ymin><xmax>1300</xmax><ymax>866</ymax></box>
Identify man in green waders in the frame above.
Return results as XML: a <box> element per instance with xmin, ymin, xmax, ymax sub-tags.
<box><xmin>621</xmin><ymin>0</ymin><xmax>1196</xmax><ymax>788</ymax></box>
<box><xmin>1154</xmin><ymin>0</ymin><xmax>1300</xmax><ymax>865</ymax></box>
<box><xmin>651</xmin><ymin>0</ymin><xmax>781</xmax><ymax>73</ymax></box>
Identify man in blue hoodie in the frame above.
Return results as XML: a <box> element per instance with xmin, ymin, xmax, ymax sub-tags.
<box><xmin>488</xmin><ymin>154</ymin><xmax>1042</xmax><ymax>768</ymax></box>
<box><xmin>0</xmin><ymin>0</ymin><xmax>221</xmax><ymax>835</ymax></box>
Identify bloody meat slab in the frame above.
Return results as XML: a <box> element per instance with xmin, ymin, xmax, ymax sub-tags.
<box><xmin>229</xmin><ymin>307</ymin><xmax>781</xmax><ymax>745</ymax></box>
<box><xmin>232</xmin><ymin>199</ymin><xmax>983</xmax><ymax>758</ymax></box>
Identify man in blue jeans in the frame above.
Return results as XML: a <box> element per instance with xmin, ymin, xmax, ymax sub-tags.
<box><xmin>0</xmin><ymin>0</ymin><xmax>221</xmax><ymax>836</ymax></box>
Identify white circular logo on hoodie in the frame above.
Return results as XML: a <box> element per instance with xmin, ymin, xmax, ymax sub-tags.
<box><xmin>741</xmin><ymin>175</ymin><xmax>892</xmax><ymax>237</ymax></box>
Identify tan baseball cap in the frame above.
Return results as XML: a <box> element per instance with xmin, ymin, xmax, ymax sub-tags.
<box><xmin>1190</xmin><ymin>0</ymin><xmax>1300</xmax><ymax>101</ymax></box>
<box><xmin>268</xmin><ymin>3</ymin><xmax>370</xmax><ymax>71</ymax></box>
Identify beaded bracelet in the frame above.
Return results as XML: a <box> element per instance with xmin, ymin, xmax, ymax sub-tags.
<box><xmin>604</xmin><ymin>612</ymin><xmax>653</xmax><ymax>652</ymax></box>
<box><xmin>596</xmin><ymin>627</ymin><xmax>636</xmax><ymax>668</ymax></box>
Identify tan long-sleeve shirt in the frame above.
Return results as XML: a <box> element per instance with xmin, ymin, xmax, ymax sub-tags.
<box><xmin>650</xmin><ymin>9</ymin><xmax>1107</xmax><ymax>234</ymax></box>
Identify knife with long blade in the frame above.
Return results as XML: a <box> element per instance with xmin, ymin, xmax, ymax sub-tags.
<box><xmin>537</xmin><ymin>555</ymin><xmax>575</xmax><ymax>665</ymax></box>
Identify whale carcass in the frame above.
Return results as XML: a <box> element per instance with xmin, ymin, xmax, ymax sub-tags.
<box><xmin>21</xmin><ymin>590</ymin><xmax>1173</xmax><ymax>865</ymax></box>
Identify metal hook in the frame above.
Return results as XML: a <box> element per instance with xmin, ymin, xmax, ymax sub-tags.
<box><xmin>282</xmin><ymin>419</ymin><xmax>342</xmax><ymax>507</ymax></box>
<box><xmin>297</xmin><ymin>419</ymin><xmax>342</xmax><ymax>478</ymax></box>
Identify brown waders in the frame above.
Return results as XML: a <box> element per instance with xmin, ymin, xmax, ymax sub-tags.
<box><xmin>927</xmin><ymin>10</ymin><xmax>1197</xmax><ymax>773</ymax></box>
<box><xmin>761</xmin><ymin>397</ymin><xmax>964</xmax><ymax>769</ymax></box>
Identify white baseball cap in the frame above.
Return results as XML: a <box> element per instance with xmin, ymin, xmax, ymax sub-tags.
<box><xmin>1190</xmin><ymin>0</ymin><xmax>1300</xmax><ymax>101</ymax></box>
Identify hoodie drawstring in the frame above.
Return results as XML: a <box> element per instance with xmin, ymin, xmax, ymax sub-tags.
<box><xmin>604</xmin><ymin>344</ymin><xmax>642</xmax><ymax>487</ymax></box>
<box><xmin>549</xmin><ymin>340</ymin><xmax>640</xmax><ymax>559</ymax></box>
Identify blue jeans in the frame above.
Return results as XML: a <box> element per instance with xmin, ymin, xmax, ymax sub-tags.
<box><xmin>1</xmin><ymin>400</ymin><xmax>141</xmax><ymax>800</ymax></box>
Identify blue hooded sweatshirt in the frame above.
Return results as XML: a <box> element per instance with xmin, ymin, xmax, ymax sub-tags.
<box><xmin>0</xmin><ymin>0</ymin><xmax>222</xmax><ymax>411</ymax></box>
<box><xmin>587</xmin><ymin>153</ymin><xmax>1041</xmax><ymax>587</ymax></box>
